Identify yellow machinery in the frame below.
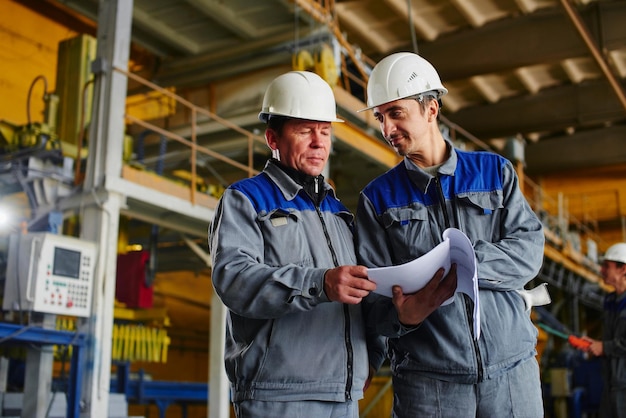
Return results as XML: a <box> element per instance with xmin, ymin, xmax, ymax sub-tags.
<box><xmin>2</xmin><ymin>76</ymin><xmax>60</xmax><ymax>153</ymax></box>
<box><xmin>292</xmin><ymin>43</ymin><xmax>339</xmax><ymax>86</ymax></box>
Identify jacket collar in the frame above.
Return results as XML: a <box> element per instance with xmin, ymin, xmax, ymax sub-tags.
<box><xmin>403</xmin><ymin>139</ymin><xmax>457</xmax><ymax>192</ymax></box>
<box><xmin>263</xmin><ymin>159</ymin><xmax>336</xmax><ymax>202</ymax></box>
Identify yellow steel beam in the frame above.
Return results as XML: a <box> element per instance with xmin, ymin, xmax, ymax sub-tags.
<box><xmin>333</xmin><ymin>121</ymin><xmax>400</xmax><ymax>169</ymax></box>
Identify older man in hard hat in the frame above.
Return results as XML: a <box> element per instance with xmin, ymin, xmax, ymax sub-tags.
<box><xmin>209</xmin><ymin>71</ymin><xmax>432</xmax><ymax>417</ymax></box>
<box><xmin>355</xmin><ymin>52</ymin><xmax>546</xmax><ymax>417</ymax></box>
<box><xmin>579</xmin><ymin>243</ymin><xmax>626</xmax><ymax>417</ymax></box>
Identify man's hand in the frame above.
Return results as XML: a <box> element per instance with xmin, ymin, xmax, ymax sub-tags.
<box><xmin>580</xmin><ymin>336</ymin><xmax>604</xmax><ymax>357</ymax></box>
<box><xmin>392</xmin><ymin>264</ymin><xmax>458</xmax><ymax>326</ymax></box>
<box><xmin>324</xmin><ymin>265</ymin><xmax>377</xmax><ymax>304</ymax></box>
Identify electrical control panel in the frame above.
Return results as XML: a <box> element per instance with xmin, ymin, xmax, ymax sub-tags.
<box><xmin>3</xmin><ymin>233</ymin><xmax>97</xmax><ymax>317</ymax></box>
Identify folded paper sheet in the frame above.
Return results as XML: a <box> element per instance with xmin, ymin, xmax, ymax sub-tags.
<box><xmin>367</xmin><ymin>228</ymin><xmax>480</xmax><ymax>339</ymax></box>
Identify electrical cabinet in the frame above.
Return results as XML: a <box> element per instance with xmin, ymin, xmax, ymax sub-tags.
<box><xmin>3</xmin><ymin>233</ymin><xmax>97</xmax><ymax>317</ymax></box>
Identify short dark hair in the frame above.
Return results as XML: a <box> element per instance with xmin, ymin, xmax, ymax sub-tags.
<box><xmin>267</xmin><ymin>115</ymin><xmax>289</xmax><ymax>135</ymax></box>
<box><xmin>409</xmin><ymin>94</ymin><xmax>439</xmax><ymax>114</ymax></box>
<box><xmin>603</xmin><ymin>259</ymin><xmax>625</xmax><ymax>269</ymax></box>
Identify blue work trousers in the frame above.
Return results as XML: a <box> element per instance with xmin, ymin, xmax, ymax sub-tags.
<box><xmin>391</xmin><ymin>357</ymin><xmax>544</xmax><ymax>418</ymax></box>
<box><xmin>233</xmin><ymin>399</ymin><xmax>360</xmax><ymax>418</ymax></box>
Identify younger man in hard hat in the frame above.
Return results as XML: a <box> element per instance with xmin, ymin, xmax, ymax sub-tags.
<box><xmin>579</xmin><ymin>242</ymin><xmax>626</xmax><ymax>417</ymax></box>
<box><xmin>355</xmin><ymin>52</ymin><xmax>545</xmax><ymax>417</ymax></box>
<box><xmin>209</xmin><ymin>71</ymin><xmax>454</xmax><ymax>417</ymax></box>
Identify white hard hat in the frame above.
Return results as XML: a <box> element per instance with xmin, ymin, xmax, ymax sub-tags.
<box><xmin>360</xmin><ymin>52</ymin><xmax>448</xmax><ymax>111</ymax></box>
<box><xmin>603</xmin><ymin>243</ymin><xmax>626</xmax><ymax>264</ymax></box>
<box><xmin>258</xmin><ymin>71</ymin><xmax>343</xmax><ymax>123</ymax></box>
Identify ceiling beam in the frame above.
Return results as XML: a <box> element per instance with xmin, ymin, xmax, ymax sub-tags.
<box><xmin>19</xmin><ymin>0</ymin><xmax>97</xmax><ymax>34</ymax></box>
<box><xmin>413</xmin><ymin>2</ymin><xmax>626</xmax><ymax>80</ymax></box>
<box><xmin>132</xmin><ymin>7</ymin><xmax>201</xmax><ymax>54</ymax></box>
<box><xmin>34</xmin><ymin>0</ymin><xmax>183</xmax><ymax>56</ymax></box>
<box><xmin>446</xmin><ymin>78</ymin><xmax>626</xmax><ymax>140</ymax></box>
<box><xmin>155</xmin><ymin>27</ymin><xmax>331</xmax><ymax>87</ymax></box>
<box><xmin>526</xmin><ymin>125</ymin><xmax>626</xmax><ymax>174</ymax></box>
<box><xmin>558</xmin><ymin>0</ymin><xmax>626</xmax><ymax>113</ymax></box>
<box><xmin>184</xmin><ymin>0</ymin><xmax>261</xmax><ymax>40</ymax></box>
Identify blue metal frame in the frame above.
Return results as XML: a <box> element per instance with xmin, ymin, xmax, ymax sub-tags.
<box><xmin>0</xmin><ymin>322</ymin><xmax>85</xmax><ymax>418</ymax></box>
<box><xmin>111</xmin><ymin>362</ymin><xmax>208</xmax><ymax>418</ymax></box>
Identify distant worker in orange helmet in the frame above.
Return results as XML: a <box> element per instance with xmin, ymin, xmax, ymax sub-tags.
<box><xmin>578</xmin><ymin>242</ymin><xmax>626</xmax><ymax>418</ymax></box>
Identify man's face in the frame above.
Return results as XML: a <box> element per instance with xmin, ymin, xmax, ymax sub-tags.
<box><xmin>372</xmin><ymin>98</ymin><xmax>434</xmax><ymax>156</ymax></box>
<box><xmin>601</xmin><ymin>260</ymin><xmax>626</xmax><ymax>290</ymax></box>
<box><xmin>266</xmin><ymin>118</ymin><xmax>332</xmax><ymax>176</ymax></box>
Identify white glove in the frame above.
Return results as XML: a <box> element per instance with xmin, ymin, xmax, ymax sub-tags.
<box><xmin>517</xmin><ymin>283</ymin><xmax>551</xmax><ymax>312</ymax></box>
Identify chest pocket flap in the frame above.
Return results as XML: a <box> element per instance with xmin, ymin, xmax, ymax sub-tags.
<box><xmin>381</xmin><ymin>204</ymin><xmax>428</xmax><ymax>229</ymax></box>
<box><xmin>457</xmin><ymin>190</ymin><xmax>503</xmax><ymax>214</ymax></box>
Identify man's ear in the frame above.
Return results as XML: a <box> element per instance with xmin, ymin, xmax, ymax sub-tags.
<box><xmin>265</xmin><ymin>128</ymin><xmax>278</xmax><ymax>150</ymax></box>
<box><xmin>427</xmin><ymin>99</ymin><xmax>440</xmax><ymax>122</ymax></box>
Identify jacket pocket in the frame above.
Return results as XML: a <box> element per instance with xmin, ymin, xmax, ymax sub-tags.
<box><xmin>258</xmin><ymin>209</ymin><xmax>313</xmax><ymax>267</ymax></box>
<box><xmin>456</xmin><ymin>191</ymin><xmax>504</xmax><ymax>241</ymax></box>
<box><xmin>381</xmin><ymin>205</ymin><xmax>435</xmax><ymax>262</ymax></box>
<box><xmin>257</xmin><ymin>306</ymin><xmax>347</xmax><ymax>386</ymax></box>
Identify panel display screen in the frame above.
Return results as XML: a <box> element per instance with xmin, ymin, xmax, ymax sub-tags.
<box><xmin>53</xmin><ymin>247</ymin><xmax>82</xmax><ymax>279</ymax></box>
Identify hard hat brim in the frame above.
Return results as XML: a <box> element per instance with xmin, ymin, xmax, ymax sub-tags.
<box><xmin>357</xmin><ymin>89</ymin><xmax>447</xmax><ymax>113</ymax></box>
<box><xmin>259</xmin><ymin>112</ymin><xmax>344</xmax><ymax>123</ymax></box>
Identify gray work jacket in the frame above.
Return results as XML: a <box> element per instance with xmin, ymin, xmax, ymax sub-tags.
<box><xmin>356</xmin><ymin>143</ymin><xmax>545</xmax><ymax>383</ymax></box>
<box><xmin>209</xmin><ymin>160</ymin><xmax>371</xmax><ymax>402</ymax></box>
<box><xmin>602</xmin><ymin>291</ymin><xmax>626</xmax><ymax>391</ymax></box>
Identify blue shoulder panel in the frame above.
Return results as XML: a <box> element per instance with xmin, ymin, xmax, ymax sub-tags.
<box><xmin>362</xmin><ymin>164</ymin><xmax>434</xmax><ymax>215</ymax></box>
<box><xmin>230</xmin><ymin>173</ymin><xmax>348</xmax><ymax>215</ymax></box>
<box><xmin>362</xmin><ymin>151</ymin><xmax>507</xmax><ymax>216</ymax></box>
<box><xmin>453</xmin><ymin>150</ymin><xmax>505</xmax><ymax>195</ymax></box>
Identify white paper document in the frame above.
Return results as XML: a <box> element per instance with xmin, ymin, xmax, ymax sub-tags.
<box><xmin>367</xmin><ymin>228</ymin><xmax>481</xmax><ymax>339</ymax></box>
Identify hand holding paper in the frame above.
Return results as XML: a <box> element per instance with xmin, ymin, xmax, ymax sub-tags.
<box><xmin>390</xmin><ymin>264</ymin><xmax>458</xmax><ymax>327</ymax></box>
<box><xmin>367</xmin><ymin>228</ymin><xmax>481</xmax><ymax>338</ymax></box>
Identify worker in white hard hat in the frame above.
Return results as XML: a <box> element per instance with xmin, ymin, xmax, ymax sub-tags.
<box><xmin>355</xmin><ymin>52</ymin><xmax>546</xmax><ymax>417</ymax></box>
<box><xmin>210</xmin><ymin>71</ymin><xmax>438</xmax><ymax>417</ymax></box>
<box><xmin>577</xmin><ymin>242</ymin><xmax>626</xmax><ymax>417</ymax></box>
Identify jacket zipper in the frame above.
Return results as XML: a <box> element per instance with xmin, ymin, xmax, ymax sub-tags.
<box><xmin>314</xmin><ymin>187</ymin><xmax>354</xmax><ymax>401</ymax></box>
<box><xmin>467</xmin><ymin>296</ymin><xmax>483</xmax><ymax>382</ymax></box>
<box><xmin>434</xmin><ymin>176</ymin><xmax>450</xmax><ymax>229</ymax></box>
<box><xmin>435</xmin><ymin>175</ymin><xmax>484</xmax><ymax>382</ymax></box>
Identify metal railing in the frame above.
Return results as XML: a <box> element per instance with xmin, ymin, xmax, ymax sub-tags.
<box><xmin>523</xmin><ymin>175</ymin><xmax>611</xmax><ymax>267</ymax></box>
<box><xmin>114</xmin><ymin>66</ymin><xmax>265</xmax><ymax>205</ymax></box>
